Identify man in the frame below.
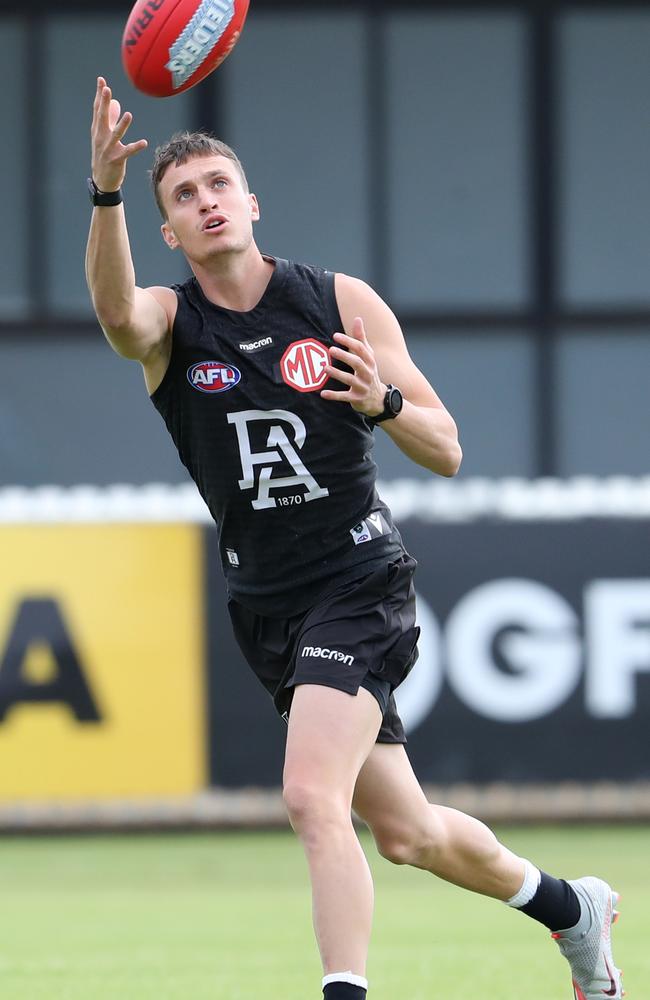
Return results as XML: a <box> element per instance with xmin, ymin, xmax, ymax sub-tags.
<box><xmin>86</xmin><ymin>76</ymin><xmax>623</xmax><ymax>1000</ymax></box>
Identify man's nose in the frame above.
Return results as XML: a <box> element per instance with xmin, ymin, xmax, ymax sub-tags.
<box><xmin>199</xmin><ymin>189</ymin><xmax>219</xmax><ymax>210</ymax></box>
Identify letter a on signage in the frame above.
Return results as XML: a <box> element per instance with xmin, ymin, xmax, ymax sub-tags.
<box><xmin>0</xmin><ymin>599</ymin><xmax>101</xmax><ymax>723</ymax></box>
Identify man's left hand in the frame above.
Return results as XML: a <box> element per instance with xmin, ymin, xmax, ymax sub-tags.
<box><xmin>321</xmin><ymin>317</ymin><xmax>385</xmax><ymax>417</ymax></box>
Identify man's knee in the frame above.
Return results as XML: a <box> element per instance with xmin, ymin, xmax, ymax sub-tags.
<box><xmin>283</xmin><ymin>779</ymin><xmax>349</xmax><ymax>840</ymax></box>
<box><xmin>282</xmin><ymin>778</ymin><xmax>319</xmax><ymax>827</ymax></box>
<box><xmin>372</xmin><ymin>811</ymin><xmax>447</xmax><ymax>867</ymax></box>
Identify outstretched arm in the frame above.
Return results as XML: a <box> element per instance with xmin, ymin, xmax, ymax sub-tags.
<box><xmin>322</xmin><ymin>274</ymin><xmax>462</xmax><ymax>477</ymax></box>
<box><xmin>85</xmin><ymin>76</ymin><xmax>174</xmax><ymax>371</ymax></box>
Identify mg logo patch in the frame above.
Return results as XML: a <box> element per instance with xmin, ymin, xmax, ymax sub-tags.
<box><xmin>280</xmin><ymin>339</ymin><xmax>329</xmax><ymax>393</ymax></box>
<box><xmin>188</xmin><ymin>361</ymin><xmax>241</xmax><ymax>393</ymax></box>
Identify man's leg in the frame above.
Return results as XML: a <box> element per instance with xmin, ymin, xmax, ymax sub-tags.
<box><xmin>283</xmin><ymin>683</ymin><xmax>382</xmax><ymax>983</ymax></box>
<box><xmin>353</xmin><ymin>743</ymin><xmax>623</xmax><ymax>998</ymax></box>
<box><xmin>353</xmin><ymin>742</ymin><xmax>525</xmax><ymax>895</ymax></box>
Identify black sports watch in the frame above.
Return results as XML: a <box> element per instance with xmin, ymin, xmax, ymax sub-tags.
<box><xmin>369</xmin><ymin>384</ymin><xmax>404</xmax><ymax>425</ymax></box>
<box><xmin>87</xmin><ymin>177</ymin><xmax>123</xmax><ymax>207</ymax></box>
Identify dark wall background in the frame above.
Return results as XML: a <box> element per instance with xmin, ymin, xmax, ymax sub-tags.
<box><xmin>1</xmin><ymin>1</ymin><xmax>649</xmax><ymax>486</ymax></box>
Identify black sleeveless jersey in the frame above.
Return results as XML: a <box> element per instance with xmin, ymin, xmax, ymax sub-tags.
<box><xmin>150</xmin><ymin>256</ymin><xmax>405</xmax><ymax>616</ymax></box>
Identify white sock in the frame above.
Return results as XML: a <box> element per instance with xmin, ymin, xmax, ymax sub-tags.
<box><xmin>322</xmin><ymin>971</ymin><xmax>369</xmax><ymax>990</ymax></box>
<box><xmin>505</xmin><ymin>859</ymin><xmax>541</xmax><ymax>908</ymax></box>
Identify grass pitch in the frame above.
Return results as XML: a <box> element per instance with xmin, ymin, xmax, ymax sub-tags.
<box><xmin>0</xmin><ymin>825</ymin><xmax>646</xmax><ymax>999</ymax></box>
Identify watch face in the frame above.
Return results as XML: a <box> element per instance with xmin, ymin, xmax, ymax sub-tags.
<box><xmin>388</xmin><ymin>386</ymin><xmax>403</xmax><ymax>415</ymax></box>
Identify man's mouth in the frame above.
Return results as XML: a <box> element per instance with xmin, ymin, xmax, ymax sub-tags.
<box><xmin>202</xmin><ymin>215</ymin><xmax>228</xmax><ymax>232</ymax></box>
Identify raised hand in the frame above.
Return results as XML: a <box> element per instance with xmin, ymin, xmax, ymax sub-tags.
<box><xmin>91</xmin><ymin>76</ymin><xmax>148</xmax><ymax>192</ymax></box>
<box><xmin>321</xmin><ymin>316</ymin><xmax>386</xmax><ymax>417</ymax></box>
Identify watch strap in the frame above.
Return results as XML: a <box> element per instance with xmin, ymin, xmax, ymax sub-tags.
<box><xmin>87</xmin><ymin>177</ymin><xmax>123</xmax><ymax>207</ymax></box>
<box><xmin>369</xmin><ymin>384</ymin><xmax>403</xmax><ymax>425</ymax></box>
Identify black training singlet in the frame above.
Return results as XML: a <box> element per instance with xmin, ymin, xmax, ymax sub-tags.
<box><xmin>151</xmin><ymin>256</ymin><xmax>405</xmax><ymax>615</ymax></box>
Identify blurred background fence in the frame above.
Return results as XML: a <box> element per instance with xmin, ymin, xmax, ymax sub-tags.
<box><xmin>1</xmin><ymin>0</ymin><xmax>649</xmax><ymax>826</ymax></box>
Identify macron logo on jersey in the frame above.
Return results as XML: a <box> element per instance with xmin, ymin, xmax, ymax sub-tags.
<box><xmin>238</xmin><ymin>336</ymin><xmax>273</xmax><ymax>353</ymax></box>
<box><xmin>188</xmin><ymin>361</ymin><xmax>241</xmax><ymax>393</ymax></box>
<box><xmin>301</xmin><ymin>645</ymin><xmax>355</xmax><ymax>667</ymax></box>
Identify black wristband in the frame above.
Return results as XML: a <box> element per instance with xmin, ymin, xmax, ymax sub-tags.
<box><xmin>87</xmin><ymin>177</ymin><xmax>123</xmax><ymax>207</ymax></box>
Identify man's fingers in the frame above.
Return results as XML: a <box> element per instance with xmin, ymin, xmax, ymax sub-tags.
<box><xmin>96</xmin><ymin>84</ymin><xmax>112</xmax><ymax>128</ymax></box>
<box><xmin>320</xmin><ymin>389</ymin><xmax>350</xmax><ymax>403</ymax></box>
<box><xmin>93</xmin><ymin>77</ymin><xmax>105</xmax><ymax>103</ymax></box>
<box><xmin>352</xmin><ymin>316</ymin><xmax>368</xmax><ymax>341</ymax></box>
<box><xmin>105</xmin><ymin>109</ymin><xmax>147</xmax><ymax>158</ymax></box>
<box><xmin>108</xmin><ymin>98</ymin><xmax>122</xmax><ymax>130</ymax></box>
<box><xmin>91</xmin><ymin>77</ymin><xmax>145</xmax><ymax>183</ymax></box>
<box><xmin>92</xmin><ymin>79</ymin><xmax>108</xmax><ymax>128</ymax></box>
<box><xmin>325</xmin><ymin>364</ymin><xmax>354</xmax><ymax>387</ymax></box>
<box><xmin>329</xmin><ymin>345</ymin><xmax>362</xmax><ymax>371</ymax></box>
<box><xmin>123</xmin><ymin>139</ymin><xmax>149</xmax><ymax>159</ymax></box>
<box><xmin>93</xmin><ymin>79</ymin><xmax>103</xmax><ymax>112</ymax></box>
<box><xmin>332</xmin><ymin>331</ymin><xmax>373</xmax><ymax>361</ymax></box>
<box><xmin>113</xmin><ymin>110</ymin><xmax>133</xmax><ymax>141</ymax></box>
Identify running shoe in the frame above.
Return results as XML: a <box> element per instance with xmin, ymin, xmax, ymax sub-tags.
<box><xmin>552</xmin><ymin>876</ymin><xmax>623</xmax><ymax>999</ymax></box>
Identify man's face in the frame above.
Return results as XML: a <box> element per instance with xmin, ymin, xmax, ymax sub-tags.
<box><xmin>158</xmin><ymin>154</ymin><xmax>260</xmax><ymax>262</ymax></box>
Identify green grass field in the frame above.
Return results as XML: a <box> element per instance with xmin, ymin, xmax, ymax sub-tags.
<box><xmin>1</xmin><ymin>825</ymin><xmax>646</xmax><ymax>999</ymax></box>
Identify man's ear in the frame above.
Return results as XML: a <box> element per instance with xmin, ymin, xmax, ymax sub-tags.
<box><xmin>250</xmin><ymin>193</ymin><xmax>260</xmax><ymax>222</ymax></box>
<box><xmin>161</xmin><ymin>222</ymin><xmax>179</xmax><ymax>250</ymax></box>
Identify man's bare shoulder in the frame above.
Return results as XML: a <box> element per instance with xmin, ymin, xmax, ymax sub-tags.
<box><xmin>333</xmin><ymin>272</ymin><xmax>381</xmax><ymax>307</ymax></box>
<box><xmin>142</xmin><ymin>285</ymin><xmax>178</xmax><ymax>326</ymax></box>
<box><xmin>333</xmin><ymin>272</ymin><xmax>401</xmax><ymax>345</ymax></box>
<box><xmin>332</xmin><ymin>272</ymin><xmax>446</xmax><ymax>412</ymax></box>
<box><xmin>102</xmin><ymin>286</ymin><xmax>175</xmax><ymax>373</ymax></box>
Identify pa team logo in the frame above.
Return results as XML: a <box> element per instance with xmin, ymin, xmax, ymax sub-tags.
<box><xmin>280</xmin><ymin>339</ymin><xmax>329</xmax><ymax>393</ymax></box>
<box><xmin>188</xmin><ymin>361</ymin><xmax>241</xmax><ymax>393</ymax></box>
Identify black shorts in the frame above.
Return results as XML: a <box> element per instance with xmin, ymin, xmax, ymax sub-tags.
<box><xmin>227</xmin><ymin>553</ymin><xmax>420</xmax><ymax>744</ymax></box>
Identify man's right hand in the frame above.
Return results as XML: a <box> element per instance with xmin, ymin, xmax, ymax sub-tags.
<box><xmin>91</xmin><ymin>76</ymin><xmax>148</xmax><ymax>192</ymax></box>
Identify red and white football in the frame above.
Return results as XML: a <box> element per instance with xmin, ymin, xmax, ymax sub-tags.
<box><xmin>122</xmin><ymin>0</ymin><xmax>250</xmax><ymax>98</ymax></box>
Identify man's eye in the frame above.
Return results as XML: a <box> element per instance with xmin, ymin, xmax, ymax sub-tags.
<box><xmin>214</xmin><ymin>179</ymin><xmax>227</xmax><ymax>188</ymax></box>
<box><xmin>178</xmin><ymin>190</ymin><xmax>192</xmax><ymax>201</ymax></box>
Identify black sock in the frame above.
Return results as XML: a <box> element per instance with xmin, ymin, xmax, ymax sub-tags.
<box><xmin>323</xmin><ymin>984</ymin><xmax>367</xmax><ymax>1000</ymax></box>
<box><xmin>519</xmin><ymin>871</ymin><xmax>581</xmax><ymax>931</ymax></box>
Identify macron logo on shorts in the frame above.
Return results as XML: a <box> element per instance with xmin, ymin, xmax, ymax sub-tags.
<box><xmin>301</xmin><ymin>645</ymin><xmax>355</xmax><ymax>667</ymax></box>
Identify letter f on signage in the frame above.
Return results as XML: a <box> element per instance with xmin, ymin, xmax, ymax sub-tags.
<box><xmin>585</xmin><ymin>580</ymin><xmax>650</xmax><ymax>718</ymax></box>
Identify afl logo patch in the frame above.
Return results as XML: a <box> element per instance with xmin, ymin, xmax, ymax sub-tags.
<box><xmin>280</xmin><ymin>339</ymin><xmax>329</xmax><ymax>393</ymax></box>
<box><xmin>188</xmin><ymin>361</ymin><xmax>241</xmax><ymax>393</ymax></box>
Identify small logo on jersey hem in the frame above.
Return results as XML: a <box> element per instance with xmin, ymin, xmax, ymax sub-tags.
<box><xmin>188</xmin><ymin>361</ymin><xmax>242</xmax><ymax>393</ymax></box>
<box><xmin>350</xmin><ymin>511</ymin><xmax>390</xmax><ymax>546</ymax></box>
<box><xmin>238</xmin><ymin>336</ymin><xmax>273</xmax><ymax>353</ymax></box>
<box><xmin>281</xmin><ymin>338</ymin><xmax>330</xmax><ymax>393</ymax></box>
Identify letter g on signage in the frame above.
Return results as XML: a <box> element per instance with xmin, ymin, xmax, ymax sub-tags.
<box><xmin>445</xmin><ymin>579</ymin><xmax>582</xmax><ymax>722</ymax></box>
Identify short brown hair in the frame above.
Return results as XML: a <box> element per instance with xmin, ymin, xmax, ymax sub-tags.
<box><xmin>150</xmin><ymin>131</ymin><xmax>249</xmax><ymax>218</ymax></box>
